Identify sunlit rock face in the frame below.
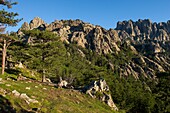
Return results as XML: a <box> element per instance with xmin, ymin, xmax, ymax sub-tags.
<box><xmin>18</xmin><ymin>17</ymin><xmax>170</xmax><ymax>79</ymax></box>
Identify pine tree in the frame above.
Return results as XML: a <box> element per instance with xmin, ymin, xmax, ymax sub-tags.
<box><xmin>23</xmin><ymin>30</ymin><xmax>62</xmax><ymax>82</ymax></box>
<box><xmin>0</xmin><ymin>0</ymin><xmax>21</xmax><ymax>74</ymax></box>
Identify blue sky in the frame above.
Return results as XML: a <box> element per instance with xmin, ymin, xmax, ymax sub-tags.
<box><xmin>5</xmin><ymin>0</ymin><xmax>170</xmax><ymax>31</ymax></box>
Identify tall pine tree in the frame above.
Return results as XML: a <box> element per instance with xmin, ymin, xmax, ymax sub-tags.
<box><xmin>0</xmin><ymin>0</ymin><xmax>21</xmax><ymax>74</ymax></box>
<box><xmin>23</xmin><ymin>29</ymin><xmax>61</xmax><ymax>82</ymax></box>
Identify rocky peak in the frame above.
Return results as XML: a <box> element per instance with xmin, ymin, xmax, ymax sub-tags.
<box><xmin>29</xmin><ymin>17</ymin><xmax>46</xmax><ymax>30</ymax></box>
<box><xmin>167</xmin><ymin>20</ymin><xmax>170</xmax><ymax>32</ymax></box>
<box><xmin>116</xmin><ymin>19</ymin><xmax>170</xmax><ymax>42</ymax></box>
<box><xmin>34</xmin><ymin>19</ymin><xmax>120</xmax><ymax>54</ymax></box>
<box><xmin>20</xmin><ymin>22</ymin><xmax>30</xmax><ymax>31</ymax></box>
<box><xmin>18</xmin><ymin>17</ymin><xmax>46</xmax><ymax>35</ymax></box>
<box><xmin>17</xmin><ymin>22</ymin><xmax>30</xmax><ymax>36</ymax></box>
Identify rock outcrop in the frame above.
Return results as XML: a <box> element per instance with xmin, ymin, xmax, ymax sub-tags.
<box><xmin>18</xmin><ymin>17</ymin><xmax>47</xmax><ymax>36</ymax></box>
<box><xmin>12</xmin><ymin>90</ymin><xmax>39</xmax><ymax>104</ymax></box>
<box><xmin>116</xmin><ymin>19</ymin><xmax>170</xmax><ymax>42</ymax></box>
<box><xmin>18</xmin><ymin>18</ymin><xmax>170</xmax><ymax>79</ymax></box>
<box><xmin>19</xmin><ymin>18</ymin><xmax>121</xmax><ymax>55</ymax></box>
<box><xmin>57</xmin><ymin>77</ymin><xmax>68</xmax><ymax>88</ymax></box>
<box><xmin>83</xmin><ymin>79</ymin><xmax>118</xmax><ymax>111</ymax></box>
<box><xmin>29</xmin><ymin>17</ymin><xmax>46</xmax><ymax>30</ymax></box>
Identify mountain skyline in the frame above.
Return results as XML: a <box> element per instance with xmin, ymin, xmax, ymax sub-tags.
<box><xmin>6</xmin><ymin>0</ymin><xmax>170</xmax><ymax>32</ymax></box>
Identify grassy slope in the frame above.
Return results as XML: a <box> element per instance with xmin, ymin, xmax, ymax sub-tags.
<box><xmin>0</xmin><ymin>73</ymin><xmax>119</xmax><ymax>113</ymax></box>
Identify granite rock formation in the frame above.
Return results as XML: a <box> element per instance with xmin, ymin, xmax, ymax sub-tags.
<box><xmin>83</xmin><ymin>79</ymin><xmax>118</xmax><ymax>111</ymax></box>
<box><xmin>18</xmin><ymin>18</ymin><xmax>170</xmax><ymax>79</ymax></box>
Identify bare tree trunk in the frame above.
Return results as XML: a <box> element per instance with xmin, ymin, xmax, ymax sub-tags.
<box><xmin>1</xmin><ymin>39</ymin><xmax>6</xmax><ymax>75</ymax></box>
<box><xmin>42</xmin><ymin>69</ymin><xmax>46</xmax><ymax>82</ymax></box>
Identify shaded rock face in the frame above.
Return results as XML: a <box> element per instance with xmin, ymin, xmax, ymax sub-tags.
<box><xmin>83</xmin><ymin>79</ymin><xmax>118</xmax><ymax>111</ymax></box>
<box><xmin>18</xmin><ymin>17</ymin><xmax>170</xmax><ymax>79</ymax></box>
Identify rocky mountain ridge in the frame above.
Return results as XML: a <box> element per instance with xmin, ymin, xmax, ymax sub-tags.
<box><xmin>18</xmin><ymin>17</ymin><xmax>170</xmax><ymax>79</ymax></box>
<box><xmin>116</xmin><ymin>19</ymin><xmax>170</xmax><ymax>42</ymax></box>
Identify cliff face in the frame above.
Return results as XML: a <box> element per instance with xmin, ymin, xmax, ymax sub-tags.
<box><xmin>116</xmin><ymin>19</ymin><xmax>170</xmax><ymax>54</ymax></box>
<box><xmin>18</xmin><ymin>18</ymin><xmax>121</xmax><ymax>55</ymax></box>
<box><xmin>116</xmin><ymin>19</ymin><xmax>170</xmax><ymax>42</ymax></box>
<box><xmin>18</xmin><ymin>17</ymin><xmax>170</xmax><ymax>79</ymax></box>
<box><xmin>115</xmin><ymin>19</ymin><xmax>170</xmax><ymax>78</ymax></box>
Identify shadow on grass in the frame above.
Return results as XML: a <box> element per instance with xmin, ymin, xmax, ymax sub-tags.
<box><xmin>49</xmin><ymin>76</ymin><xmax>59</xmax><ymax>84</ymax></box>
<box><xmin>0</xmin><ymin>95</ymin><xmax>16</xmax><ymax>113</ymax></box>
<box><xmin>0</xmin><ymin>95</ymin><xmax>34</xmax><ymax>113</ymax></box>
<box><xmin>5</xmin><ymin>69</ymin><xmax>21</xmax><ymax>75</ymax></box>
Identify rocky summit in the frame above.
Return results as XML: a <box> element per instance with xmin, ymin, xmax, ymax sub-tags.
<box><xmin>18</xmin><ymin>17</ymin><xmax>170</xmax><ymax>79</ymax></box>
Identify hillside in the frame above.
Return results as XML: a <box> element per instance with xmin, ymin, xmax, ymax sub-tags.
<box><xmin>0</xmin><ymin>17</ymin><xmax>170</xmax><ymax>113</ymax></box>
<box><xmin>0</xmin><ymin>73</ymin><xmax>118</xmax><ymax>113</ymax></box>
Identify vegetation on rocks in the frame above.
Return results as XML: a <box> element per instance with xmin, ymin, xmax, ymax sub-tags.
<box><xmin>0</xmin><ymin>1</ymin><xmax>170</xmax><ymax>113</ymax></box>
<box><xmin>2</xmin><ymin>29</ymin><xmax>170</xmax><ymax>112</ymax></box>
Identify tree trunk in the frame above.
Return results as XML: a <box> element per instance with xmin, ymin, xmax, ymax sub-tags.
<box><xmin>1</xmin><ymin>39</ymin><xmax>6</xmax><ymax>75</ymax></box>
<box><xmin>42</xmin><ymin>69</ymin><xmax>46</xmax><ymax>82</ymax></box>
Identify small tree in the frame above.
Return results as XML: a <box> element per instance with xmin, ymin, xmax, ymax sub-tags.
<box><xmin>0</xmin><ymin>0</ymin><xmax>22</xmax><ymax>74</ymax></box>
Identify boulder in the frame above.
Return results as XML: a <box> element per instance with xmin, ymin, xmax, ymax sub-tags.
<box><xmin>12</xmin><ymin>90</ymin><xmax>38</xmax><ymax>104</ymax></box>
<box><xmin>83</xmin><ymin>79</ymin><xmax>118</xmax><ymax>111</ymax></box>
<box><xmin>0</xmin><ymin>88</ymin><xmax>7</xmax><ymax>96</ymax></box>
<box><xmin>15</xmin><ymin>62</ymin><xmax>24</xmax><ymax>68</ymax></box>
<box><xmin>20</xmin><ymin>93</ymin><xmax>38</xmax><ymax>104</ymax></box>
<box><xmin>103</xmin><ymin>93</ymin><xmax>119</xmax><ymax>111</ymax></box>
<box><xmin>17</xmin><ymin>74</ymin><xmax>27</xmax><ymax>81</ymax></box>
<box><xmin>46</xmin><ymin>78</ymin><xmax>52</xmax><ymax>83</ymax></box>
<box><xmin>25</xmin><ymin>87</ymin><xmax>31</xmax><ymax>90</ymax></box>
<box><xmin>12</xmin><ymin>90</ymin><xmax>20</xmax><ymax>97</ymax></box>
<box><xmin>57</xmin><ymin>77</ymin><xmax>68</xmax><ymax>88</ymax></box>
